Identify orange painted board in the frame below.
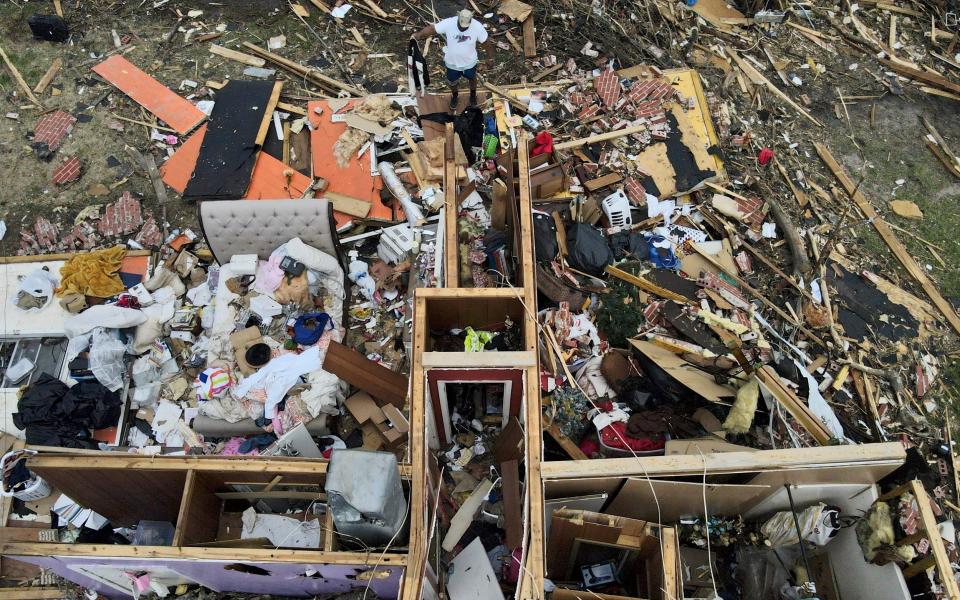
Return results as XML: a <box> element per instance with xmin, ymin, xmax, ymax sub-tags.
<box><xmin>92</xmin><ymin>55</ymin><xmax>207</xmax><ymax>135</ymax></box>
<box><xmin>244</xmin><ymin>153</ymin><xmax>314</xmax><ymax>200</ymax></box>
<box><xmin>308</xmin><ymin>99</ymin><xmax>396</xmax><ymax>224</ymax></box>
<box><xmin>120</xmin><ymin>255</ymin><xmax>150</xmax><ymax>278</ymax></box>
<box><xmin>160</xmin><ymin>124</ymin><xmax>206</xmax><ymax>193</ymax></box>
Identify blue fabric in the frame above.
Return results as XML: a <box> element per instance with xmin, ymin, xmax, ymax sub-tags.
<box><xmin>292</xmin><ymin>312</ymin><xmax>333</xmax><ymax>346</ymax></box>
<box><xmin>446</xmin><ymin>65</ymin><xmax>477</xmax><ymax>82</ymax></box>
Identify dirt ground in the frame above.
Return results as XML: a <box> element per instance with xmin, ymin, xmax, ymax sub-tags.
<box><xmin>1</xmin><ymin>0</ymin><xmax>959</xmax><ymax>383</ymax></box>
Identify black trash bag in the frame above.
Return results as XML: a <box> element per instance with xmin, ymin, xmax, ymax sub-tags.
<box><xmin>609</xmin><ymin>230</ymin><xmax>649</xmax><ymax>260</ymax></box>
<box><xmin>533</xmin><ymin>212</ymin><xmax>558</xmax><ymax>263</ymax></box>
<box><xmin>62</xmin><ymin>380</ymin><xmax>122</xmax><ymax>429</ymax></box>
<box><xmin>11</xmin><ymin>373</ymin><xmax>109</xmax><ymax>449</ymax></box>
<box><xmin>11</xmin><ymin>373</ymin><xmax>69</xmax><ymax>428</ymax></box>
<box><xmin>28</xmin><ymin>15</ymin><xmax>69</xmax><ymax>42</ymax></box>
<box><xmin>566</xmin><ymin>223</ymin><xmax>613</xmax><ymax>276</ymax></box>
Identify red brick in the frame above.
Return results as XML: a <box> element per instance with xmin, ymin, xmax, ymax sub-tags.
<box><xmin>52</xmin><ymin>156</ymin><xmax>82</xmax><ymax>185</ymax></box>
<box><xmin>134</xmin><ymin>215</ymin><xmax>162</xmax><ymax>247</ymax></box>
<box><xmin>578</xmin><ymin>103</ymin><xmax>601</xmax><ymax>120</ymax></box>
<box><xmin>33</xmin><ymin>110</ymin><xmax>77</xmax><ymax>155</ymax></box>
<box><xmin>594</xmin><ymin>69</ymin><xmax>621</xmax><ymax>107</ymax></box>
<box><xmin>99</xmin><ymin>192</ymin><xmax>143</xmax><ymax>237</ymax></box>
<box><xmin>625</xmin><ymin>177</ymin><xmax>647</xmax><ymax>205</ymax></box>
<box><xmin>33</xmin><ymin>217</ymin><xmax>59</xmax><ymax>249</ymax></box>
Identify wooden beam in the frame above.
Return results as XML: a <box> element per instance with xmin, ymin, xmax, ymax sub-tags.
<box><xmin>399</xmin><ymin>292</ymin><xmax>429</xmax><ymax>600</ymax></box>
<box><xmin>521</xmin><ymin>15</ymin><xmax>536</xmax><ymax>58</ymax></box>
<box><xmin>1</xmin><ymin>542</ymin><xmax>407</xmax><ymax>565</ymax></box>
<box><xmin>443</xmin><ymin>122</ymin><xmax>459</xmax><ymax>288</ymax></box>
<box><xmin>481</xmin><ymin>79</ymin><xmax>529</xmax><ymax>112</ymax></box>
<box><xmin>554</xmin><ymin>125</ymin><xmax>647</xmax><ymax>151</ymax></box>
<box><xmin>910</xmin><ymin>480</ymin><xmax>960</xmax><ymax>597</ymax></box>
<box><xmin>0</xmin><ymin>589</ymin><xmax>68</xmax><ymax>599</ymax></box>
<box><xmin>214</xmin><ymin>491</ymin><xmax>325</xmax><ymax>500</ymax></box>
<box><xmin>241</xmin><ymin>42</ymin><xmax>364</xmax><ymax>96</ymax></box>
<box><xmin>23</xmin><ymin>453</ymin><xmax>412</xmax><ymax>477</ymax></box>
<box><xmin>208</xmin><ymin>44</ymin><xmax>266</xmax><ymax>67</ymax></box>
<box><xmin>420</xmin><ymin>350</ymin><xmax>537</xmax><ymax>368</ymax></box>
<box><xmin>606</xmin><ymin>264</ymin><xmax>695</xmax><ymax>304</ymax></box>
<box><xmin>540</xmin><ymin>442</ymin><xmax>905</xmax><ymax>479</ymax></box>
<box><xmin>254</xmin><ymin>81</ymin><xmax>283</xmax><ymax>147</ymax></box>
<box><xmin>727</xmin><ymin>48</ymin><xmax>822</xmax><ymax>127</ymax></box>
<box><xmin>661</xmin><ymin>526</ymin><xmax>680</xmax><ymax>599</ymax></box>
<box><xmin>33</xmin><ymin>57</ymin><xmax>62</xmax><ymax>94</ymax></box>
<box><xmin>125</xmin><ymin>145</ymin><xmax>168</xmax><ymax>206</ymax></box>
<box><xmin>0</xmin><ymin>249</ymin><xmax>152</xmax><ymax>265</ymax></box>
<box><xmin>815</xmin><ymin>143</ymin><xmax>960</xmax><ymax>337</ymax></box>
<box><xmin>322</xmin><ymin>191</ymin><xmax>372</xmax><ymax>218</ymax></box>
<box><xmin>516</xmin><ymin>131</ymin><xmax>545</xmax><ymax>597</ymax></box>
<box><xmin>0</xmin><ymin>44</ymin><xmax>44</xmax><ymax>107</ymax></box>
<box><xmin>879</xmin><ymin>57</ymin><xmax>960</xmax><ymax>96</ymax></box>
<box><xmin>756</xmin><ymin>365</ymin><xmax>832</xmax><ymax>444</ymax></box>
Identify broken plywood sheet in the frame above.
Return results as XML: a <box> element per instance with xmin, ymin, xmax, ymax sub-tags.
<box><xmin>690</xmin><ymin>0</ymin><xmax>746</xmax><ymax>30</ymax></box>
<box><xmin>92</xmin><ymin>55</ymin><xmax>206</xmax><ymax>135</ymax></box>
<box><xmin>244</xmin><ymin>152</ymin><xmax>314</xmax><ymax>199</ymax></box>
<box><xmin>606</xmin><ymin>478</ymin><xmax>771</xmax><ymax>523</ymax></box>
<box><xmin>308</xmin><ymin>98</ymin><xmax>391</xmax><ymax>227</ymax></box>
<box><xmin>633</xmin><ymin>69</ymin><xmax>726</xmax><ymax>198</ymax></box>
<box><xmin>183</xmin><ymin>80</ymin><xmax>275</xmax><ymax>199</ymax></box>
<box><xmin>447</xmin><ymin>538</ymin><xmax>506</xmax><ymax>600</ymax></box>
<box><xmin>160</xmin><ymin>124</ymin><xmax>206</xmax><ymax>193</ymax></box>
<box><xmin>628</xmin><ymin>339</ymin><xmax>736</xmax><ymax>403</ymax></box>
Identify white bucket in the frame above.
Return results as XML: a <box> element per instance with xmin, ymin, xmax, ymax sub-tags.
<box><xmin>1</xmin><ymin>450</ymin><xmax>53</xmax><ymax>501</ymax></box>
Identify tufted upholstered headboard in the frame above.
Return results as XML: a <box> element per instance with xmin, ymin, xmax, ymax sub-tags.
<box><xmin>198</xmin><ymin>199</ymin><xmax>343</xmax><ymax>266</ymax></box>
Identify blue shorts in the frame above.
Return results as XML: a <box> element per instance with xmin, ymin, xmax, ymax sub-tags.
<box><xmin>447</xmin><ymin>66</ymin><xmax>477</xmax><ymax>82</ymax></box>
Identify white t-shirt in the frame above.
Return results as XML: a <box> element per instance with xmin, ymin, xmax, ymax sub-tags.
<box><xmin>434</xmin><ymin>16</ymin><xmax>488</xmax><ymax>71</ymax></box>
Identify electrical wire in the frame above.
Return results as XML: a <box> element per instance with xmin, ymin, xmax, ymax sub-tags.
<box><xmin>697</xmin><ymin>448</ymin><xmax>720</xmax><ymax>599</ymax></box>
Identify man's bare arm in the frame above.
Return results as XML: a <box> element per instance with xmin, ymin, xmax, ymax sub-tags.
<box><xmin>411</xmin><ymin>24</ymin><xmax>436</xmax><ymax>40</ymax></box>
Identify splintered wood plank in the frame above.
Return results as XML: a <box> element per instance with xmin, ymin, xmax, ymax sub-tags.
<box><xmin>254</xmin><ymin>80</ymin><xmax>283</xmax><ymax>147</ymax></box>
<box><xmin>521</xmin><ymin>16</ymin><xmax>536</xmax><ymax>58</ymax></box>
<box><xmin>33</xmin><ymin>58</ymin><xmax>62</xmax><ymax>94</ymax></box>
<box><xmin>92</xmin><ymin>55</ymin><xmax>205</xmax><ymax>134</ymax></box>
<box><xmin>208</xmin><ymin>44</ymin><xmax>266</xmax><ymax>67</ymax></box>
<box><xmin>816</xmin><ymin>143</ymin><xmax>960</xmax><ymax>337</ymax></box>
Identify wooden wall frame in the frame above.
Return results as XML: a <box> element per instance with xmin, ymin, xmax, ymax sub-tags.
<box><xmin>427</xmin><ymin>368</ymin><xmax>524</xmax><ymax>445</ymax></box>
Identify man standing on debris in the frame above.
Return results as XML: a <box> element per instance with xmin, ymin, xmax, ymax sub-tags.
<box><xmin>411</xmin><ymin>9</ymin><xmax>492</xmax><ymax>111</ymax></box>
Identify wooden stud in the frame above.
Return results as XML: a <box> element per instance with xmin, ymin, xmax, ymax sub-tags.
<box><xmin>0</xmin><ymin>542</ymin><xmax>408</xmax><ymax>565</ymax></box>
<box><xmin>540</xmin><ymin>442</ymin><xmax>905</xmax><ymax>480</ymax></box>
<box><xmin>521</xmin><ymin>16</ymin><xmax>536</xmax><ymax>58</ymax></box>
<box><xmin>0</xmin><ymin>44</ymin><xmax>44</xmax><ymax>107</ymax></box>
<box><xmin>241</xmin><ymin>42</ymin><xmax>364</xmax><ymax>96</ymax></box>
<box><xmin>443</xmin><ymin>122</ymin><xmax>459</xmax><ymax>288</ymax></box>
<box><xmin>553</xmin><ymin>125</ymin><xmax>646</xmax><ymax>151</ymax></box>
<box><xmin>33</xmin><ymin>58</ymin><xmax>62</xmax><ymax>94</ymax></box>
<box><xmin>516</xmin><ymin>132</ymin><xmax>546</xmax><ymax>596</ymax></box>
<box><xmin>727</xmin><ymin>48</ymin><xmax>821</xmax><ymax>127</ymax></box>
<box><xmin>254</xmin><ymin>81</ymin><xmax>283</xmax><ymax>147</ymax></box>
<box><xmin>909</xmin><ymin>480</ymin><xmax>960</xmax><ymax>597</ymax></box>
<box><xmin>208</xmin><ymin>44</ymin><xmax>266</xmax><ymax>67</ymax></box>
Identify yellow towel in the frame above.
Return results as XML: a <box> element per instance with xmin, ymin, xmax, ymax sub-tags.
<box><xmin>59</xmin><ymin>246</ymin><xmax>127</xmax><ymax>298</ymax></box>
